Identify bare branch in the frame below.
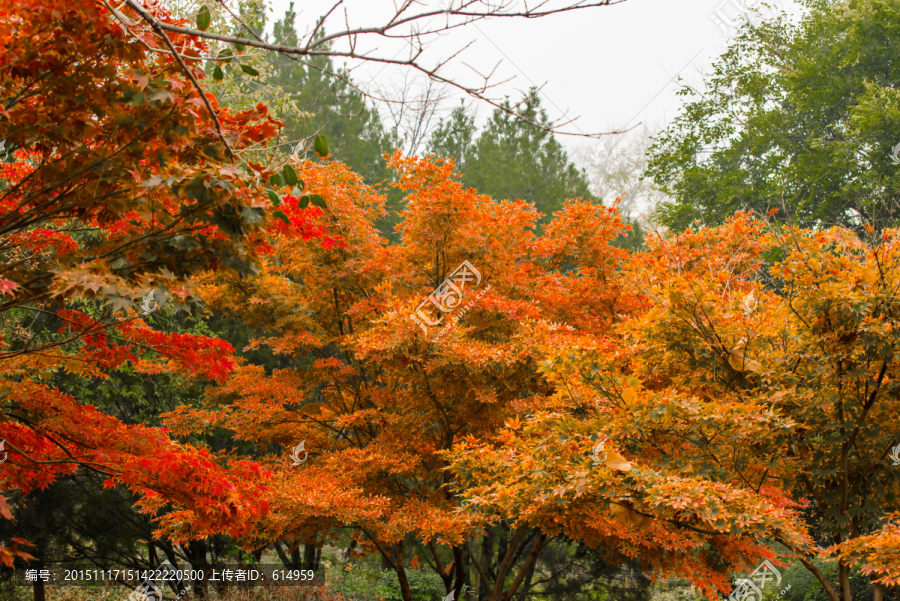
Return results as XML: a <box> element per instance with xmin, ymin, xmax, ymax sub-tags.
<box><xmin>123</xmin><ymin>0</ymin><xmax>235</xmax><ymax>159</ymax></box>
<box><xmin>104</xmin><ymin>0</ymin><xmax>628</xmax><ymax>138</ymax></box>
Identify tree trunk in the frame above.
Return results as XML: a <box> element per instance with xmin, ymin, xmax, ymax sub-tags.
<box><xmin>480</xmin><ymin>529</ymin><xmax>494</xmax><ymax>601</ymax></box>
<box><xmin>344</xmin><ymin>538</ymin><xmax>357</xmax><ymax>563</ymax></box>
<box><xmin>186</xmin><ymin>539</ymin><xmax>209</xmax><ymax>599</ymax></box>
<box><xmin>498</xmin><ymin>533</ymin><xmax>546</xmax><ymax>601</ymax></box>
<box><xmin>495</xmin><ymin>522</ymin><xmax>509</xmax><ymax>580</ymax></box>
<box><xmin>390</xmin><ymin>541</ymin><xmax>415</xmax><ymax>601</ymax></box>
<box><xmin>796</xmin><ymin>554</ymin><xmax>840</xmax><ymax>601</ymax></box>
<box><xmin>291</xmin><ymin>542</ymin><xmax>301</xmax><ymax>570</ymax></box>
<box><xmin>452</xmin><ymin>545</ymin><xmax>466</xmax><ymax>599</ymax></box>
<box><xmin>514</xmin><ymin>545</ymin><xmax>537</xmax><ymax>600</ymax></box>
<box><xmin>32</xmin><ymin>572</ymin><xmax>45</xmax><ymax>601</ymax></box>
<box><xmin>251</xmin><ymin>544</ymin><xmax>266</xmax><ymax>563</ymax></box>
<box><xmin>463</xmin><ymin>542</ymin><xmax>473</xmax><ymax>597</ymax></box>
<box><xmin>272</xmin><ymin>539</ymin><xmax>290</xmax><ymax>568</ymax></box>
<box><xmin>839</xmin><ymin>562</ymin><xmax>852</xmax><ymax>601</ymax></box>
<box><xmin>160</xmin><ymin>543</ymin><xmax>188</xmax><ymax>598</ymax></box>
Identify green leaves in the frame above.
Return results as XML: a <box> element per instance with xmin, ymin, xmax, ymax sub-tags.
<box><xmin>240</xmin><ymin>64</ymin><xmax>259</xmax><ymax>77</ymax></box>
<box><xmin>283</xmin><ymin>164</ymin><xmax>299</xmax><ymax>187</ymax></box>
<box><xmin>266</xmin><ymin>190</ymin><xmax>281</xmax><ymax>207</ymax></box>
<box><xmin>212</xmin><ymin>65</ymin><xmax>224</xmax><ymax>82</ymax></box>
<box><xmin>299</xmin><ymin>194</ymin><xmax>326</xmax><ymax>209</ymax></box>
<box><xmin>272</xmin><ymin>210</ymin><xmax>290</xmax><ymax>224</ymax></box>
<box><xmin>269</xmin><ymin>173</ymin><xmax>283</xmax><ymax>187</ymax></box>
<box><xmin>314</xmin><ymin>135</ymin><xmax>330</xmax><ymax>158</ymax></box>
<box><xmin>196</xmin><ymin>6</ymin><xmax>211</xmax><ymax>31</ymax></box>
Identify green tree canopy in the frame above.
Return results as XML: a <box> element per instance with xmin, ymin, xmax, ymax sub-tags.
<box><xmin>268</xmin><ymin>4</ymin><xmax>395</xmax><ymax>186</ymax></box>
<box><xmin>429</xmin><ymin>91</ymin><xmax>595</xmax><ymax>225</ymax></box>
<box><xmin>648</xmin><ymin>0</ymin><xmax>900</xmax><ymax>233</ymax></box>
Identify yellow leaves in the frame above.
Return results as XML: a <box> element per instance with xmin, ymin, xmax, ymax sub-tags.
<box><xmin>727</xmin><ymin>343</ymin><xmax>762</xmax><ymax>373</ymax></box>
<box><xmin>861</xmin><ymin>268</ymin><xmax>879</xmax><ymax>285</ymax></box>
<box><xmin>609</xmin><ymin>501</ymin><xmax>650</xmax><ymax>531</ymax></box>
<box><xmin>622</xmin><ymin>386</ymin><xmax>638</xmax><ymax>405</ymax></box>
<box><xmin>504</xmin><ymin>416</ymin><xmax>523</xmax><ymax>430</ymax></box>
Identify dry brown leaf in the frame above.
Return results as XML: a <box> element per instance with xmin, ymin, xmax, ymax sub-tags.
<box><xmin>744</xmin><ymin>359</ymin><xmax>763</xmax><ymax>373</ymax></box>
<box><xmin>604</xmin><ymin>450</ymin><xmax>632</xmax><ymax>472</ymax></box>
<box><xmin>609</xmin><ymin>502</ymin><xmax>630</xmax><ymax>524</ymax></box>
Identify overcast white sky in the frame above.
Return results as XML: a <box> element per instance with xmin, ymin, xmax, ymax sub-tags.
<box><xmin>263</xmin><ymin>0</ymin><xmax>801</xmax><ymax>152</ymax></box>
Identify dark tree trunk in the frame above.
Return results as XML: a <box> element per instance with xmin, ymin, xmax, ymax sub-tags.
<box><xmin>462</xmin><ymin>542</ymin><xmax>473</xmax><ymax>598</ymax></box>
<box><xmin>185</xmin><ymin>539</ymin><xmax>209</xmax><ymax>598</ymax></box>
<box><xmin>304</xmin><ymin>544</ymin><xmax>318</xmax><ymax>570</ymax></box>
<box><xmin>33</xmin><ymin>573</ymin><xmax>45</xmax><ymax>601</ymax></box>
<box><xmin>291</xmin><ymin>542</ymin><xmax>301</xmax><ymax>570</ymax></box>
<box><xmin>160</xmin><ymin>543</ymin><xmax>187</xmax><ymax>598</ymax></box>
<box><xmin>344</xmin><ymin>538</ymin><xmax>358</xmax><ymax>563</ymax></box>
<box><xmin>480</xmin><ymin>528</ymin><xmax>495</xmax><ymax>601</ymax></box>
<box><xmin>251</xmin><ymin>544</ymin><xmax>266</xmax><ymax>563</ymax></box>
<box><xmin>391</xmin><ymin>541</ymin><xmax>415</xmax><ymax>601</ymax></box>
<box><xmin>839</xmin><ymin>561</ymin><xmax>852</xmax><ymax>601</ymax></box>
<box><xmin>452</xmin><ymin>545</ymin><xmax>466</xmax><ymax>599</ymax></box>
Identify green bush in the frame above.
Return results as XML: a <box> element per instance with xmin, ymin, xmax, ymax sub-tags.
<box><xmin>330</xmin><ymin>567</ymin><xmax>447</xmax><ymax>601</ymax></box>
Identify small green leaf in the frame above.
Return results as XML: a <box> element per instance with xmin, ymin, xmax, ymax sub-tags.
<box><xmin>282</xmin><ymin>164</ymin><xmax>299</xmax><ymax>187</ymax></box>
<box><xmin>131</xmin><ymin>92</ymin><xmax>145</xmax><ymax>106</ymax></box>
<box><xmin>291</xmin><ymin>186</ymin><xmax>302</xmax><ymax>196</ymax></box>
<box><xmin>298</xmin><ymin>195</ymin><xmax>310</xmax><ymax>209</ymax></box>
<box><xmin>196</xmin><ymin>6</ymin><xmax>211</xmax><ymax>31</ymax></box>
<box><xmin>235</xmin><ymin>42</ymin><xmax>246</xmax><ymax>54</ymax></box>
<box><xmin>308</xmin><ymin>194</ymin><xmax>327</xmax><ymax>209</ymax></box>
<box><xmin>313</xmin><ymin>134</ymin><xmax>330</xmax><ymax>158</ymax></box>
<box><xmin>266</xmin><ymin>190</ymin><xmax>281</xmax><ymax>206</ymax></box>
<box><xmin>269</xmin><ymin>173</ymin><xmax>283</xmax><ymax>187</ymax></box>
<box><xmin>240</xmin><ymin>64</ymin><xmax>259</xmax><ymax>76</ymax></box>
<box><xmin>218</xmin><ymin>48</ymin><xmax>234</xmax><ymax>63</ymax></box>
<box><xmin>212</xmin><ymin>65</ymin><xmax>224</xmax><ymax>81</ymax></box>
<box><xmin>272</xmin><ymin>210</ymin><xmax>291</xmax><ymax>224</ymax></box>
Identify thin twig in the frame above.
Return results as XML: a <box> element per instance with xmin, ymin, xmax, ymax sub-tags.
<box><xmin>123</xmin><ymin>0</ymin><xmax>234</xmax><ymax>160</ymax></box>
